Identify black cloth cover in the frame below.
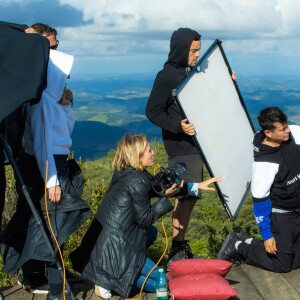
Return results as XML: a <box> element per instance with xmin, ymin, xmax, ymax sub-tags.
<box><xmin>0</xmin><ymin>21</ymin><xmax>49</xmax><ymax>121</ymax></box>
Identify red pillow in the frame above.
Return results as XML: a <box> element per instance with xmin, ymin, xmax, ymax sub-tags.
<box><xmin>169</xmin><ymin>258</ymin><xmax>232</xmax><ymax>278</ymax></box>
<box><xmin>169</xmin><ymin>273</ymin><xmax>237</xmax><ymax>300</ymax></box>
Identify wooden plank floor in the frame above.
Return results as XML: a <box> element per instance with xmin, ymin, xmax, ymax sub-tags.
<box><xmin>0</xmin><ymin>280</ymin><xmax>156</xmax><ymax>300</ymax></box>
<box><xmin>225</xmin><ymin>264</ymin><xmax>300</xmax><ymax>300</ymax></box>
<box><xmin>2</xmin><ymin>264</ymin><xmax>300</xmax><ymax>299</ymax></box>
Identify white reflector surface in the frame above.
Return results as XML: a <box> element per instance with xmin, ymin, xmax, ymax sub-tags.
<box><xmin>175</xmin><ymin>40</ymin><xmax>254</xmax><ymax>219</ymax></box>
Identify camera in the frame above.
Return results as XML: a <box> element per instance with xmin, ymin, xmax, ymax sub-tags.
<box><xmin>152</xmin><ymin>162</ymin><xmax>186</xmax><ymax>191</ymax></box>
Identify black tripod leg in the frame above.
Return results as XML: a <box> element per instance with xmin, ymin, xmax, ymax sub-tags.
<box><xmin>0</xmin><ymin>133</ymin><xmax>76</xmax><ymax>300</ymax></box>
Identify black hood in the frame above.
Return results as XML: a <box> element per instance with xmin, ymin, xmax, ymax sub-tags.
<box><xmin>252</xmin><ymin>131</ymin><xmax>282</xmax><ymax>158</ymax></box>
<box><xmin>165</xmin><ymin>27</ymin><xmax>200</xmax><ymax>68</ymax></box>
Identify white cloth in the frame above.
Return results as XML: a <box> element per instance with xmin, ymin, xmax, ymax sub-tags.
<box><xmin>187</xmin><ymin>182</ymin><xmax>199</xmax><ymax>197</ymax></box>
<box><xmin>23</xmin><ymin>50</ymin><xmax>75</xmax><ymax>188</ymax></box>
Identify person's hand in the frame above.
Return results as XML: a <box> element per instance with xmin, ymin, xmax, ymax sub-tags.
<box><xmin>231</xmin><ymin>71</ymin><xmax>237</xmax><ymax>81</ymax></box>
<box><xmin>60</xmin><ymin>88</ymin><xmax>73</xmax><ymax>105</ymax></box>
<box><xmin>198</xmin><ymin>176</ymin><xmax>221</xmax><ymax>191</ymax></box>
<box><xmin>164</xmin><ymin>181</ymin><xmax>183</xmax><ymax>197</ymax></box>
<box><xmin>48</xmin><ymin>185</ymin><xmax>62</xmax><ymax>203</ymax></box>
<box><xmin>264</xmin><ymin>237</ymin><xmax>277</xmax><ymax>255</ymax></box>
<box><xmin>181</xmin><ymin>119</ymin><xmax>195</xmax><ymax>136</ymax></box>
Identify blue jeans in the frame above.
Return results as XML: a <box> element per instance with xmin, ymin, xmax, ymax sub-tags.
<box><xmin>146</xmin><ymin>224</ymin><xmax>158</xmax><ymax>248</ymax></box>
<box><xmin>135</xmin><ymin>225</ymin><xmax>159</xmax><ymax>292</ymax></box>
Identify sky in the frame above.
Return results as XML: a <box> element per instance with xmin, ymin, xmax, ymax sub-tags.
<box><xmin>1</xmin><ymin>0</ymin><xmax>300</xmax><ymax>77</ymax></box>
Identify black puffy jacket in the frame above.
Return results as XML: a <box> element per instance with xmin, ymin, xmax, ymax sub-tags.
<box><xmin>71</xmin><ymin>167</ymin><xmax>173</xmax><ymax>298</ymax></box>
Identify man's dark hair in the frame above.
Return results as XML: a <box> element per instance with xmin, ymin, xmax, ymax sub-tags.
<box><xmin>31</xmin><ymin>23</ymin><xmax>57</xmax><ymax>37</ymax></box>
<box><xmin>257</xmin><ymin>107</ymin><xmax>288</xmax><ymax>131</ymax></box>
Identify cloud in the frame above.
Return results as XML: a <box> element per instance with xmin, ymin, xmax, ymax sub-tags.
<box><xmin>0</xmin><ymin>0</ymin><xmax>93</xmax><ymax>27</ymax></box>
<box><xmin>59</xmin><ymin>0</ymin><xmax>286</xmax><ymax>37</ymax></box>
<box><xmin>2</xmin><ymin>0</ymin><xmax>300</xmax><ymax>75</ymax></box>
<box><xmin>57</xmin><ymin>0</ymin><xmax>300</xmax><ymax>57</ymax></box>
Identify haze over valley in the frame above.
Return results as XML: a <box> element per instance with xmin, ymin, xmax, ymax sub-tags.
<box><xmin>70</xmin><ymin>73</ymin><xmax>300</xmax><ymax>160</ymax></box>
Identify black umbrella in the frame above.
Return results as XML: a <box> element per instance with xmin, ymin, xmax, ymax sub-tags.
<box><xmin>0</xmin><ymin>21</ymin><xmax>49</xmax><ymax>122</ymax></box>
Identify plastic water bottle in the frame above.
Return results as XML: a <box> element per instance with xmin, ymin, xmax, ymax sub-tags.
<box><xmin>155</xmin><ymin>268</ymin><xmax>169</xmax><ymax>300</ymax></box>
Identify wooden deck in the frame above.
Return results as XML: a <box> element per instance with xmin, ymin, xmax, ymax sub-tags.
<box><xmin>2</xmin><ymin>264</ymin><xmax>300</xmax><ymax>299</ymax></box>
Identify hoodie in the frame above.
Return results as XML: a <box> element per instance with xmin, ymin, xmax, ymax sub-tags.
<box><xmin>251</xmin><ymin>125</ymin><xmax>300</xmax><ymax>240</ymax></box>
<box><xmin>146</xmin><ymin>28</ymin><xmax>200</xmax><ymax>156</ymax></box>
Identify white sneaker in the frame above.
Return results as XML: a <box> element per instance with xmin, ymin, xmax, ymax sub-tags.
<box><xmin>95</xmin><ymin>285</ymin><xmax>112</xmax><ymax>299</ymax></box>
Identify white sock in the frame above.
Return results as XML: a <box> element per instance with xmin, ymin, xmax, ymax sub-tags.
<box><xmin>235</xmin><ymin>241</ymin><xmax>242</xmax><ymax>250</ymax></box>
<box><xmin>245</xmin><ymin>238</ymin><xmax>253</xmax><ymax>244</ymax></box>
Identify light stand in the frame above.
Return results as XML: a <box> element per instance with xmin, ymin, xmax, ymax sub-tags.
<box><xmin>0</xmin><ymin>132</ymin><xmax>76</xmax><ymax>300</ymax></box>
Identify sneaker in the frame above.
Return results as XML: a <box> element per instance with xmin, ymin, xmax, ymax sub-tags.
<box><xmin>218</xmin><ymin>232</ymin><xmax>241</xmax><ymax>262</ymax></box>
<box><xmin>17</xmin><ymin>273</ymin><xmax>49</xmax><ymax>293</ymax></box>
<box><xmin>169</xmin><ymin>240</ymin><xmax>194</xmax><ymax>260</ymax></box>
<box><xmin>95</xmin><ymin>285</ymin><xmax>112</xmax><ymax>299</ymax></box>
<box><xmin>17</xmin><ymin>276</ymin><xmax>31</xmax><ymax>290</ymax></box>
<box><xmin>30</xmin><ymin>283</ymin><xmax>49</xmax><ymax>294</ymax></box>
<box><xmin>167</xmin><ymin>240</ymin><xmax>195</xmax><ymax>271</ymax></box>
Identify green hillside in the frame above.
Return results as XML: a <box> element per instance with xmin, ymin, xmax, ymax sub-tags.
<box><xmin>0</xmin><ymin>141</ymin><xmax>259</xmax><ymax>287</ymax></box>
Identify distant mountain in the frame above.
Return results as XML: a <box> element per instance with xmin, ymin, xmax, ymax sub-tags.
<box><xmin>71</xmin><ymin>120</ymin><xmax>161</xmax><ymax>160</ymax></box>
<box><xmin>71</xmin><ymin>121</ymin><xmax>126</xmax><ymax>160</ymax></box>
<box><xmin>70</xmin><ymin>74</ymin><xmax>300</xmax><ymax>160</ymax></box>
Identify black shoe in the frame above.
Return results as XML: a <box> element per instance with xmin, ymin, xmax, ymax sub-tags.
<box><xmin>17</xmin><ymin>274</ymin><xmax>49</xmax><ymax>293</ymax></box>
<box><xmin>17</xmin><ymin>275</ymin><xmax>31</xmax><ymax>290</ymax></box>
<box><xmin>218</xmin><ymin>232</ymin><xmax>241</xmax><ymax>262</ymax></box>
<box><xmin>167</xmin><ymin>240</ymin><xmax>195</xmax><ymax>270</ymax></box>
<box><xmin>30</xmin><ymin>282</ymin><xmax>49</xmax><ymax>294</ymax></box>
<box><xmin>169</xmin><ymin>240</ymin><xmax>194</xmax><ymax>260</ymax></box>
<box><xmin>237</xmin><ymin>230</ymin><xmax>252</xmax><ymax>242</ymax></box>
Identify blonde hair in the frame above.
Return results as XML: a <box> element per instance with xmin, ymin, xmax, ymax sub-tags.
<box><xmin>113</xmin><ymin>134</ymin><xmax>148</xmax><ymax>172</ymax></box>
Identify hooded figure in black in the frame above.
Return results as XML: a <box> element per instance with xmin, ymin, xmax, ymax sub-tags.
<box><xmin>146</xmin><ymin>27</ymin><xmax>201</xmax><ymax>156</ymax></box>
<box><xmin>146</xmin><ymin>28</ymin><xmax>203</xmax><ymax>264</ymax></box>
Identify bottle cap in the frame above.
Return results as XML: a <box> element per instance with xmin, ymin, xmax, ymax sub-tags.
<box><xmin>158</xmin><ymin>268</ymin><xmax>164</xmax><ymax>272</ymax></box>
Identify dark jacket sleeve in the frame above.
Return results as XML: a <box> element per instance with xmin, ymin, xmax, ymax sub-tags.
<box><xmin>129</xmin><ymin>180</ymin><xmax>173</xmax><ymax>228</ymax></box>
<box><xmin>146</xmin><ymin>75</ymin><xmax>182</xmax><ymax>134</ymax></box>
<box><xmin>151</xmin><ymin>197</ymin><xmax>173</xmax><ymax>221</ymax></box>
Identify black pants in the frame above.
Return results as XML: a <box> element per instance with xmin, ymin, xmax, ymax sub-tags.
<box><xmin>239</xmin><ymin>212</ymin><xmax>300</xmax><ymax>273</ymax></box>
<box><xmin>20</xmin><ymin>154</ymin><xmax>68</xmax><ymax>287</ymax></box>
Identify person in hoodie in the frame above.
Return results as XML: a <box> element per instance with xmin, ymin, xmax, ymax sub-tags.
<box><xmin>218</xmin><ymin>107</ymin><xmax>300</xmax><ymax>273</ymax></box>
<box><xmin>146</xmin><ymin>28</ymin><xmax>235</xmax><ymax>265</ymax></box>
<box><xmin>70</xmin><ymin>134</ymin><xmax>220</xmax><ymax>299</ymax></box>
<box><xmin>1</xmin><ymin>23</ymin><xmax>90</xmax><ymax>300</ymax></box>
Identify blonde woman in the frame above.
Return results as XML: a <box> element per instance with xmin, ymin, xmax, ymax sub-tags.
<box><xmin>71</xmin><ymin>134</ymin><xmax>220</xmax><ymax>299</ymax></box>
